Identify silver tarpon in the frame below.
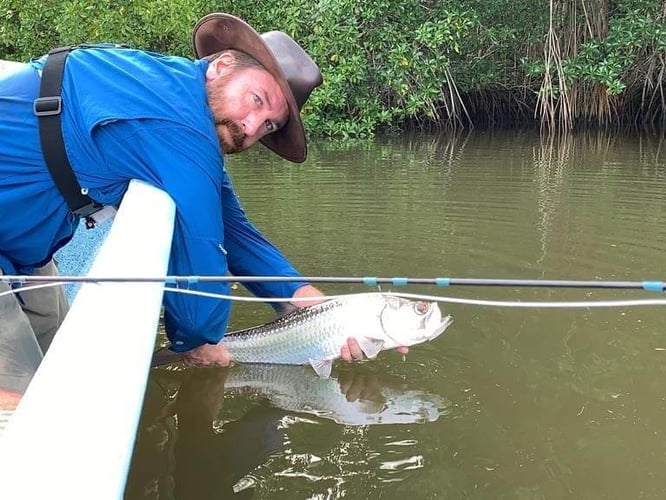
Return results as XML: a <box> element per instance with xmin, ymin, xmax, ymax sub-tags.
<box><xmin>220</xmin><ymin>293</ymin><xmax>453</xmax><ymax>377</ymax></box>
<box><xmin>224</xmin><ymin>363</ymin><xmax>452</xmax><ymax>425</ymax></box>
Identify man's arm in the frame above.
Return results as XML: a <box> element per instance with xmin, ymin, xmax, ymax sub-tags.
<box><xmin>218</xmin><ymin>170</ymin><xmax>311</xmax><ymax>303</ymax></box>
<box><xmin>183</xmin><ymin>170</ymin><xmax>408</xmax><ymax>367</ymax></box>
<box><xmin>182</xmin><ymin>179</ymin><xmax>336</xmax><ymax>367</ymax></box>
<box><xmin>96</xmin><ymin>123</ymin><xmax>237</xmax><ymax>352</ymax></box>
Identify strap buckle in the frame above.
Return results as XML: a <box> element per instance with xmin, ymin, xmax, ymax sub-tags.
<box><xmin>83</xmin><ymin>205</ymin><xmax>116</xmax><ymax>229</ymax></box>
<box><xmin>73</xmin><ymin>201</ymin><xmax>104</xmax><ymax>219</ymax></box>
<box><xmin>33</xmin><ymin>96</ymin><xmax>62</xmax><ymax>117</ymax></box>
<box><xmin>74</xmin><ymin>202</ymin><xmax>104</xmax><ymax>230</ymax></box>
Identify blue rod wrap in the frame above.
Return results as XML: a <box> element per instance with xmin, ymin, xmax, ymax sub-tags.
<box><xmin>392</xmin><ymin>277</ymin><xmax>408</xmax><ymax>286</ymax></box>
<box><xmin>435</xmin><ymin>278</ymin><xmax>451</xmax><ymax>287</ymax></box>
<box><xmin>363</xmin><ymin>277</ymin><xmax>378</xmax><ymax>286</ymax></box>
<box><xmin>642</xmin><ymin>281</ymin><xmax>665</xmax><ymax>292</ymax></box>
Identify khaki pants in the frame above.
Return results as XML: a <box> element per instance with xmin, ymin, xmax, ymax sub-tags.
<box><xmin>0</xmin><ymin>261</ymin><xmax>68</xmax><ymax>393</ymax></box>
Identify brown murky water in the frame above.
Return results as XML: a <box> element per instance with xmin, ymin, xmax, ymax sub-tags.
<box><xmin>126</xmin><ymin>130</ymin><xmax>666</xmax><ymax>500</ymax></box>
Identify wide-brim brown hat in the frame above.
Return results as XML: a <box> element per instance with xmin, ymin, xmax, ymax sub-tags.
<box><xmin>193</xmin><ymin>13</ymin><xmax>323</xmax><ymax>163</ymax></box>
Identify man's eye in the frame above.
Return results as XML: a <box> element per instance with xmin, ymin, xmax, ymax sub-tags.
<box><xmin>253</xmin><ymin>93</ymin><xmax>261</xmax><ymax>105</ymax></box>
<box><xmin>265</xmin><ymin>120</ymin><xmax>274</xmax><ymax>132</ymax></box>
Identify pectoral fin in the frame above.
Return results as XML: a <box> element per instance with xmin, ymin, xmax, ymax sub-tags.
<box><xmin>357</xmin><ymin>337</ymin><xmax>385</xmax><ymax>359</ymax></box>
<box><xmin>309</xmin><ymin>358</ymin><xmax>333</xmax><ymax>378</ymax></box>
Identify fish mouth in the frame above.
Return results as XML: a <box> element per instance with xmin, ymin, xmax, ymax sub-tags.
<box><xmin>426</xmin><ymin>302</ymin><xmax>453</xmax><ymax>340</ymax></box>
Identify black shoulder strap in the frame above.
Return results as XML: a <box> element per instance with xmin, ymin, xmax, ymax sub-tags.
<box><xmin>34</xmin><ymin>46</ymin><xmax>102</xmax><ymax>221</ymax></box>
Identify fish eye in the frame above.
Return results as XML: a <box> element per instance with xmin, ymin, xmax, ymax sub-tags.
<box><xmin>414</xmin><ymin>302</ymin><xmax>429</xmax><ymax>315</ymax></box>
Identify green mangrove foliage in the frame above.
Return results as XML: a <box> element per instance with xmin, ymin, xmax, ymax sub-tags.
<box><xmin>529</xmin><ymin>0</ymin><xmax>666</xmax><ymax>131</ymax></box>
<box><xmin>1</xmin><ymin>0</ymin><xmax>664</xmax><ymax>135</ymax></box>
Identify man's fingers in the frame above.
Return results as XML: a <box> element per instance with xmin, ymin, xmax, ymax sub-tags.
<box><xmin>340</xmin><ymin>339</ymin><xmax>364</xmax><ymax>361</ymax></box>
<box><xmin>346</xmin><ymin>338</ymin><xmax>365</xmax><ymax>360</ymax></box>
<box><xmin>340</xmin><ymin>342</ymin><xmax>352</xmax><ymax>361</ymax></box>
<box><xmin>182</xmin><ymin>343</ymin><xmax>232</xmax><ymax>367</ymax></box>
<box><xmin>340</xmin><ymin>338</ymin><xmax>409</xmax><ymax>361</ymax></box>
<box><xmin>183</xmin><ymin>357</ymin><xmax>215</xmax><ymax>368</ymax></box>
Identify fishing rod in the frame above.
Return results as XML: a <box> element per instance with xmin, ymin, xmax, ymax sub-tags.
<box><xmin>3</xmin><ymin>280</ymin><xmax>666</xmax><ymax>309</ymax></box>
<box><xmin>1</xmin><ymin>275</ymin><xmax>664</xmax><ymax>292</ymax></box>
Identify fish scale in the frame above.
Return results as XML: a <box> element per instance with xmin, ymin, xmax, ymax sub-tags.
<box><xmin>221</xmin><ymin>292</ymin><xmax>453</xmax><ymax>377</ymax></box>
<box><xmin>222</xmin><ymin>298</ymin><xmax>360</xmax><ymax>363</ymax></box>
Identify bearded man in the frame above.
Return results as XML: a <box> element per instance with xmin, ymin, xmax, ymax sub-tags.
<box><xmin>0</xmin><ymin>14</ymin><xmax>407</xmax><ymax>396</ymax></box>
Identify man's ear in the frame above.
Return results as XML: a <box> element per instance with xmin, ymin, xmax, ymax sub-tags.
<box><xmin>206</xmin><ymin>52</ymin><xmax>236</xmax><ymax>81</ymax></box>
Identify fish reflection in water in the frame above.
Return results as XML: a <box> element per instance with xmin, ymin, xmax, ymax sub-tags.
<box><xmin>224</xmin><ymin>363</ymin><xmax>450</xmax><ymax>426</ymax></box>
<box><xmin>126</xmin><ymin>364</ymin><xmax>450</xmax><ymax>499</ymax></box>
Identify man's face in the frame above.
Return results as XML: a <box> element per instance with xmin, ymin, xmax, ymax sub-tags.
<box><xmin>206</xmin><ymin>55</ymin><xmax>289</xmax><ymax>154</ymax></box>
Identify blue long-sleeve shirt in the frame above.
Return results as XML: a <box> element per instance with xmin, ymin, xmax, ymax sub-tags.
<box><xmin>0</xmin><ymin>46</ymin><xmax>307</xmax><ymax>351</ymax></box>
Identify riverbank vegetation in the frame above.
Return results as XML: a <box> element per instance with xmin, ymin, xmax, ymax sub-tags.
<box><xmin>1</xmin><ymin>0</ymin><xmax>664</xmax><ymax>137</ymax></box>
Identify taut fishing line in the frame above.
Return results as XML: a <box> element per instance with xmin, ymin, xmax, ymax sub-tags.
<box><xmin>1</xmin><ymin>281</ymin><xmax>666</xmax><ymax>309</ymax></box>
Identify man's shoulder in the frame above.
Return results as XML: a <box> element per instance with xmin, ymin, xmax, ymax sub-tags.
<box><xmin>68</xmin><ymin>45</ymin><xmax>196</xmax><ymax>77</ymax></box>
<box><xmin>63</xmin><ymin>46</ymin><xmax>208</xmax><ymax>127</ymax></box>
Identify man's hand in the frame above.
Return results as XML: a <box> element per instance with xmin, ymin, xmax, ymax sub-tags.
<box><xmin>341</xmin><ymin>338</ymin><xmax>409</xmax><ymax>361</ymax></box>
<box><xmin>275</xmin><ymin>284</ymin><xmax>325</xmax><ymax>316</ymax></box>
<box><xmin>292</xmin><ymin>285</ymin><xmax>410</xmax><ymax>361</ymax></box>
<box><xmin>182</xmin><ymin>341</ymin><xmax>233</xmax><ymax>367</ymax></box>
<box><xmin>290</xmin><ymin>284</ymin><xmax>326</xmax><ymax>307</ymax></box>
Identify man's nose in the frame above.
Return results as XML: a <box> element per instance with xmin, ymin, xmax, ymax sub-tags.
<box><xmin>242</xmin><ymin>115</ymin><xmax>262</xmax><ymax>138</ymax></box>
